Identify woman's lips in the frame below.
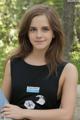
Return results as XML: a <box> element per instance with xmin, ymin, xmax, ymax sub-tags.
<box><xmin>35</xmin><ymin>40</ymin><xmax>46</xmax><ymax>43</ymax></box>
<box><xmin>35</xmin><ymin>41</ymin><xmax>46</xmax><ymax>45</ymax></box>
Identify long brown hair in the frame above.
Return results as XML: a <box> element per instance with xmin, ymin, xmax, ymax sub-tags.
<box><xmin>10</xmin><ymin>4</ymin><xmax>65</xmax><ymax>75</ymax></box>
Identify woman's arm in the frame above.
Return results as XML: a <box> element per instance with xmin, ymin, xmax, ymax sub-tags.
<box><xmin>1</xmin><ymin>60</ymin><xmax>11</xmax><ymax>100</ymax></box>
<box><xmin>3</xmin><ymin>63</ymin><xmax>78</xmax><ymax>120</ymax></box>
<box><xmin>22</xmin><ymin>63</ymin><xmax>78</xmax><ymax>120</ymax></box>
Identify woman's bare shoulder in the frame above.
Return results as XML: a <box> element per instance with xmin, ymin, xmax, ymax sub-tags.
<box><xmin>64</xmin><ymin>62</ymin><xmax>78</xmax><ymax>73</ymax></box>
<box><xmin>63</xmin><ymin>62</ymin><xmax>78</xmax><ymax>84</ymax></box>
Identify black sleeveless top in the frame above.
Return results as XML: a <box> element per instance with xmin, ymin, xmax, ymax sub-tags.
<box><xmin>10</xmin><ymin>58</ymin><xmax>67</xmax><ymax>109</ymax></box>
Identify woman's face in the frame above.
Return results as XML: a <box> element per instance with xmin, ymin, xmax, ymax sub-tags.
<box><xmin>28</xmin><ymin>15</ymin><xmax>54</xmax><ymax>51</ymax></box>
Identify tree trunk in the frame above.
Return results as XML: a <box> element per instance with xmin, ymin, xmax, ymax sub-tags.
<box><xmin>63</xmin><ymin>0</ymin><xmax>75</xmax><ymax>60</ymax></box>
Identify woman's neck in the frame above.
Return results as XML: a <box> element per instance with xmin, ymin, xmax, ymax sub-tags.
<box><xmin>24</xmin><ymin>49</ymin><xmax>47</xmax><ymax>66</ymax></box>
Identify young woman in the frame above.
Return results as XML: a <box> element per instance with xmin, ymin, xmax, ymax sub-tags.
<box><xmin>1</xmin><ymin>4</ymin><xmax>78</xmax><ymax>120</ymax></box>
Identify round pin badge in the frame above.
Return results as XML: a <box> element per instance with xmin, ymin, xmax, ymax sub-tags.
<box><xmin>24</xmin><ymin>100</ymin><xmax>35</xmax><ymax>109</ymax></box>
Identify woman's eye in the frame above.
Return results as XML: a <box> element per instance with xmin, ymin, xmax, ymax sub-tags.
<box><xmin>42</xmin><ymin>27</ymin><xmax>49</xmax><ymax>31</ymax></box>
<box><xmin>29</xmin><ymin>28</ymin><xmax>36</xmax><ymax>32</ymax></box>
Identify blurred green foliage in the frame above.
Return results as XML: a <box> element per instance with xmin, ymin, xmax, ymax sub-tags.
<box><xmin>70</xmin><ymin>42</ymin><xmax>80</xmax><ymax>84</ymax></box>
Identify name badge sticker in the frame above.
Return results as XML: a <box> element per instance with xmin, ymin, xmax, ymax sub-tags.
<box><xmin>26</xmin><ymin>86</ymin><xmax>40</xmax><ymax>93</ymax></box>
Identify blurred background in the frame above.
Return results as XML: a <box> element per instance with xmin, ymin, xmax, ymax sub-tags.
<box><xmin>0</xmin><ymin>0</ymin><xmax>80</xmax><ymax>85</ymax></box>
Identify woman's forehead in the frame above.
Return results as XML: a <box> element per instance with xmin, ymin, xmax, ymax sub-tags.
<box><xmin>30</xmin><ymin>15</ymin><xmax>50</xmax><ymax>27</ymax></box>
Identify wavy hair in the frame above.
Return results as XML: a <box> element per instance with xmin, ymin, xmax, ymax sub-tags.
<box><xmin>11</xmin><ymin>4</ymin><xmax>65</xmax><ymax>75</ymax></box>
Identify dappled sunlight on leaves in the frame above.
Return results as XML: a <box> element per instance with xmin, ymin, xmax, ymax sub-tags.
<box><xmin>5</xmin><ymin>45</ymin><xmax>15</xmax><ymax>54</ymax></box>
<box><xmin>70</xmin><ymin>42</ymin><xmax>80</xmax><ymax>83</ymax></box>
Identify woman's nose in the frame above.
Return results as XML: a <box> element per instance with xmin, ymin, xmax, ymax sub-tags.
<box><xmin>36</xmin><ymin>30</ymin><xmax>42</xmax><ymax>38</ymax></box>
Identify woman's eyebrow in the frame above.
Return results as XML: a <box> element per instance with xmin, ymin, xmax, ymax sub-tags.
<box><xmin>30</xmin><ymin>26</ymin><xmax>50</xmax><ymax>28</ymax></box>
<box><xmin>29</xmin><ymin>26</ymin><xmax>36</xmax><ymax>28</ymax></box>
